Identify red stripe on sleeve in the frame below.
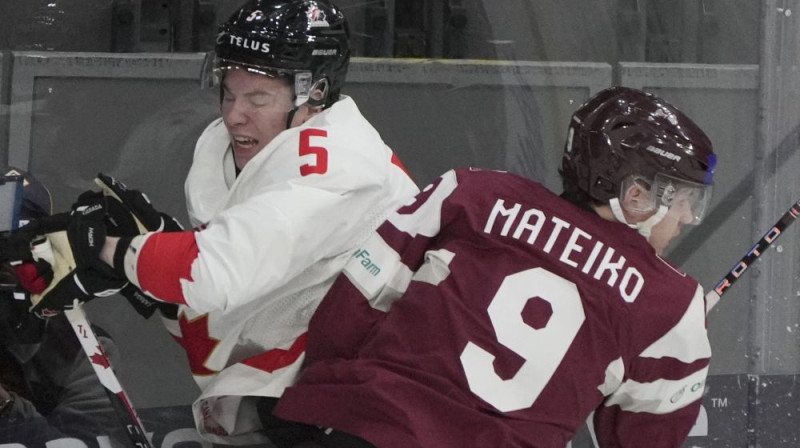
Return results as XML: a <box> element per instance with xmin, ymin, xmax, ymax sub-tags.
<box><xmin>137</xmin><ymin>232</ymin><xmax>200</xmax><ymax>305</ymax></box>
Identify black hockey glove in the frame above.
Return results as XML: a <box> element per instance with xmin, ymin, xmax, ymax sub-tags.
<box><xmin>68</xmin><ymin>192</ymin><xmax>115</xmax><ymax>271</ymax></box>
<box><xmin>28</xmin><ymin>193</ymin><xmax>127</xmax><ymax>318</ymax></box>
<box><xmin>0</xmin><ymin>231</ymin><xmax>33</xmax><ymax>265</ymax></box>
<box><xmin>1</xmin><ymin>210</ymin><xmax>74</xmax><ymax>293</ymax></box>
<box><xmin>95</xmin><ymin>172</ymin><xmax>183</xmax><ymax>234</ymax></box>
<box><xmin>1</xmin><ymin>215</ymin><xmax>73</xmax><ymax>294</ymax></box>
<box><xmin>0</xmin><ymin>218</ymin><xmax>63</xmax><ymax>265</ymax></box>
<box><xmin>94</xmin><ymin>173</ymin><xmax>183</xmax><ymax>319</ymax></box>
<box><xmin>30</xmin><ymin>265</ymin><xmax>126</xmax><ymax>318</ymax></box>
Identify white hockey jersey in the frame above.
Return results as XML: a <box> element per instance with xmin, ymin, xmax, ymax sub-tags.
<box><xmin>123</xmin><ymin>96</ymin><xmax>419</xmax><ymax>444</ymax></box>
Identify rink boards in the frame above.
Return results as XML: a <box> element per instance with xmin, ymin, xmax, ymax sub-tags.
<box><xmin>1</xmin><ymin>53</ymin><xmax>798</xmax><ymax>447</ymax></box>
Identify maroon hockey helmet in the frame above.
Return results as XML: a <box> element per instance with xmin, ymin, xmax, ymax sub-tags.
<box><xmin>209</xmin><ymin>0</ymin><xmax>351</xmax><ymax>109</ymax></box>
<box><xmin>562</xmin><ymin>87</ymin><xmax>716</xmax><ymax>211</ymax></box>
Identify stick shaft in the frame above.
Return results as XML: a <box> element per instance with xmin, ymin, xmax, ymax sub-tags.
<box><xmin>64</xmin><ymin>305</ymin><xmax>154</xmax><ymax>448</ymax></box>
<box><xmin>706</xmin><ymin>198</ymin><xmax>800</xmax><ymax>311</ymax></box>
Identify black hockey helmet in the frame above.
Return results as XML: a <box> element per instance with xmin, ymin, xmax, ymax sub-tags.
<box><xmin>562</xmin><ymin>86</ymin><xmax>716</xmax><ymax>223</ymax></box>
<box><xmin>209</xmin><ymin>0</ymin><xmax>351</xmax><ymax>109</ymax></box>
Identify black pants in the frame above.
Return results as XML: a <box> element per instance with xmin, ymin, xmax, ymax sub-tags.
<box><xmin>257</xmin><ymin>397</ymin><xmax>377</xmax><ymax>448</ymax></box>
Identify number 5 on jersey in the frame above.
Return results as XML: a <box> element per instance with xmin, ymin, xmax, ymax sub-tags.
<box><xmin>300</xmin><ymin>128</ymin><xmax>328</xmax><ymax>176</ymax></box>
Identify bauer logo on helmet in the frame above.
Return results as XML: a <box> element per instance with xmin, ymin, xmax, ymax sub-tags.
<box><xmin>645</xmin><ymin>145</ymin><xmax>682</xmax><ymax>162</ymax></box>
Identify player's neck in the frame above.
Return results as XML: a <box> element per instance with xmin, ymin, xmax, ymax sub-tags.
<box><xmin>593</xmin><ymin>204</ymin><xmax>617</xmax><ymax>222</ymax></box>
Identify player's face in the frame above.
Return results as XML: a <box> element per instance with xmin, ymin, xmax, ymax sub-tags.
<box><xmin>648</xmin><ymin>189</ymin><xmax>696</xmax><ymax>255</ymax></box>
<box><xmin>221</xmin><ymin>69</ymin><xmax>294</xmax><ymax>169</ymax></box>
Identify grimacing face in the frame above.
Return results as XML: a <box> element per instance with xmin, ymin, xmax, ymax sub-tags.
<box><xmin>220</xmin><ymin>68</ymin><xmax>294</xmax><ymax>169</ymax></box>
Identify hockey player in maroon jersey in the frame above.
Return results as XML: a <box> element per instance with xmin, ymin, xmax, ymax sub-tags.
<box><xmin>271</xmin><ymin>87</ymin><xmax>717</xmax><ymax>447</ymax></box>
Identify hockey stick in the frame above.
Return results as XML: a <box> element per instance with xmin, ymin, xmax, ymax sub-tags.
<box><xmin>2</xmin><ymin>170</ymin><xmax>152</xmax><ymax>446</ymax></box>
<box><xmin>705</xmin><ymin>197</ymin><xmax>800</xmax><ymax>312</ymax></box>
<box><xmin>2</xmin><ymin>242</ymin><xmax>153</xmax><ymax>447</ymax></box>
<box><xmin>30</xmin><ymin>235</ymin><xmax>154</xmax><ymax>448</ymax></box>
<box><xmin>64</xmin><ymin>305</ymin><xmax>154</xmax><ymax>448</ymax></box>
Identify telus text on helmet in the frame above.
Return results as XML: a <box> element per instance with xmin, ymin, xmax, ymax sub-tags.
<box><xmin>225</xmin><ymin>34</ymin><xmax>270</xmax><ymax>54</ymax></box>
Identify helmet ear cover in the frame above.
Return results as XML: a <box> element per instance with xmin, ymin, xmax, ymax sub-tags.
<box><xmin>306</xmin><ymin>78</ymin><xmax>330</xmax><ymax>108</ymax></box>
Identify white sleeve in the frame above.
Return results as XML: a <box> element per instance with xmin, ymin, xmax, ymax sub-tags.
<box><xmin>183</xmin><ymin>181</ymin><xmax>370</xmax><ymax>311</ymax></box>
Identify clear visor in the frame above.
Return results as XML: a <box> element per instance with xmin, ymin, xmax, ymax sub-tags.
<box><xmin>622</xmin><ymin>173</ymin><xmax>712</xmax><ymax>225</ymax></box>
<box><xmin>199</xmin><ymin>52</ymin><xmax>319</xmax><ymax>107</ymax></box>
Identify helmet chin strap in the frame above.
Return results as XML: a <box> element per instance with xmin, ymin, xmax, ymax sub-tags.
<box><xmin>609</xmin><ymin>198</ymin><xmax>669</xmax><ymax>240</ymax></box>
<box><xmin>285</xmin><ymin>107</ymin><xmax>299</xmax><ymax>129</ymax></box>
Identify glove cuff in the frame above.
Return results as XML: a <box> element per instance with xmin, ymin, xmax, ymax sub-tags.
<box><xmin>113</xmin><ymin>236</ymin><xmax>133</xmax><ymax>278</ymax></box>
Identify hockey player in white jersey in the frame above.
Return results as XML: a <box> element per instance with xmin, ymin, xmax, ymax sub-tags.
<box><xmin>17</xmin><ymin>0</ymin><xmax>419</xmax><ymax>444</ymax></box>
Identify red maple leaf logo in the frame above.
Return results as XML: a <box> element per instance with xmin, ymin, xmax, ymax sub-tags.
<box><xmin>89</xmin><ymin>349</ymin><xmax>111</xmax><ymax>369</ymax></box>
<box><xmin>176</xmin><ymin>313</ymin><xmax>221</xmax><ymax>376</ymax></box>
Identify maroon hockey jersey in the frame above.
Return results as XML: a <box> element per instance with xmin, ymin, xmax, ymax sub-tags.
<box><xmin>276</xmin><ymin>168</ymin><xmax>710</xmax><ymax>448</ymax></box>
